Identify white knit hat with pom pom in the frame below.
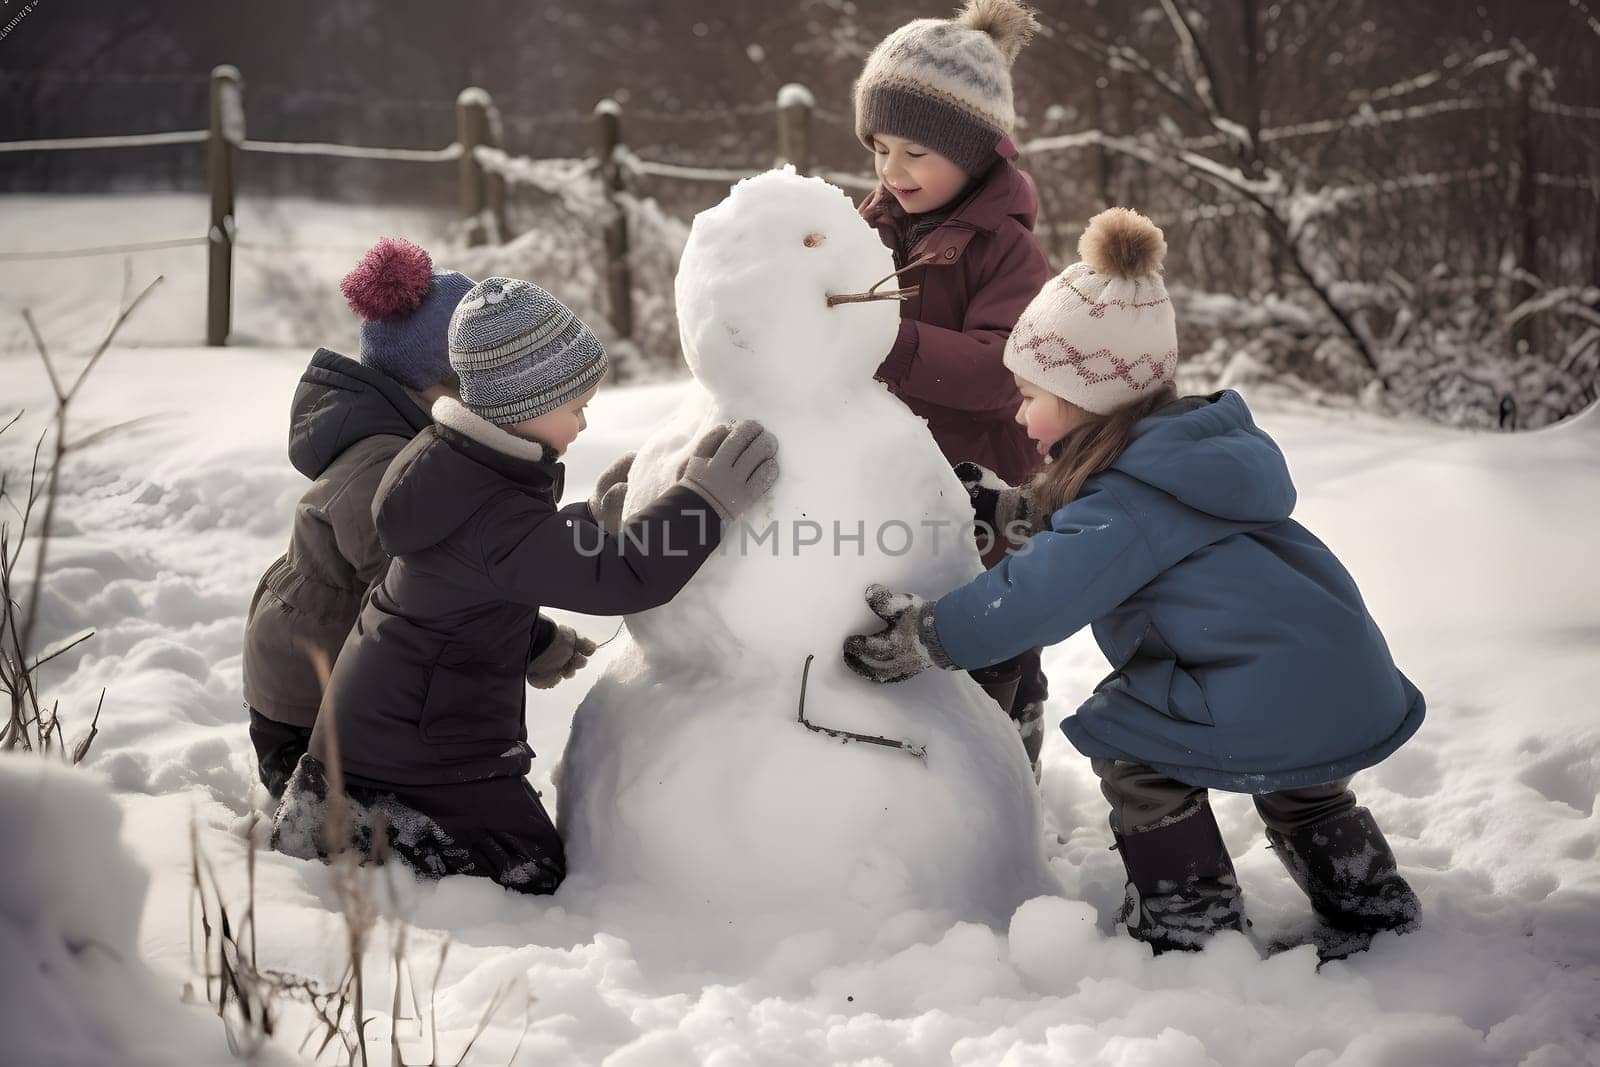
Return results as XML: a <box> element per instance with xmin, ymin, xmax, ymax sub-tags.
<box><xmin>854</xmin><ymin>0</ymin><xmax>1040</xmax><ymax>176</ymax></box>
<box><xmin>1003</xmin><ymin>207</ymin><xmax>1179</xmax><ymax>414</ymax></box>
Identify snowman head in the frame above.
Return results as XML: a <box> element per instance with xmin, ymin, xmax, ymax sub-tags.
<box><xmin>674</xmin><ymin>168</ymin><xmax>901</xmax><ymax>404</ymax></box>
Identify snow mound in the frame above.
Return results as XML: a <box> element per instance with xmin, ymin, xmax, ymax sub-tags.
<box><xmin>0</xmin><ymin>756</ymin><xmax>231</xmax><ymax>1066</ymax></box>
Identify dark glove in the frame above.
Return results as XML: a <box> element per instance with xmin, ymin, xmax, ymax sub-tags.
<box><xmin>588</xmin><ymin>451</ymin><xmax>636</xmax><ymax>534</ymax></box>
<box><xmin>527</xmin><ymin>624</ymin><xmax>597</xmax><ymax>689</ymax></box>
<box><xmin>675</xmin><ymin>420</ymin><xmax>780</xmax><ymax>524</ymax></box>
<box><xmin>842</xmin><ymin>584</ymin><xmax>956</xmax><ymax>684</ymax></box>
<box><xmin>954</xmin><ymin>461</ymin><xmax>1040</xmax><ymax>546</ymax></box>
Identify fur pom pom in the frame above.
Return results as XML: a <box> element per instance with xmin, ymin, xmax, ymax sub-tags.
<box><xmin>1078</xmin><ymin>207</ymin><xmax>1167</xmax><ymax>279</ymax></box>
<box><xmin>340</xmin><ymin>237</ymin><xmax>434</xmax><ymax>321</ymax></box>
<box><xmin>957</xmin><ymin>0</ymin><xmax>1040</xmax><ymax>63</ymax></box>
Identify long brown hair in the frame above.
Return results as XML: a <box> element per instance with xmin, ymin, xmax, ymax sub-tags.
<box><xmin>1027</xmin><ymin>383</ymin><xmax>1178</xmax><ymax>515</ymax></box>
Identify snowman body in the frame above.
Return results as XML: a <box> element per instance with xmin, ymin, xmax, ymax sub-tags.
<box><xmin>555</xmin><ymin>170</ymin><xmax>1053</xmax><ymax>961</ymax></box>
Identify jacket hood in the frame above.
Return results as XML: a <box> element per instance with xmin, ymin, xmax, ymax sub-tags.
<box><xmin>373</xmin><ymin>398</ymin><xmax>562</xmax><ymax>556</ymax></box>
<box><xmin>1109</xmin><ymin>390</ymin><xmax>1297</xmax><ymax>523</ymax></box>
<box><xmin>287</xmin><ymin>348</ymin><xmax>432</xmax><ymax>480</ymax></box>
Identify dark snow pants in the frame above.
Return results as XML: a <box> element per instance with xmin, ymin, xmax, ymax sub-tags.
<box><xmin>1091</xmin><ymin>758</ymin><xmax>1357</xmax><ymax>837</ymax></box>
<box><xmin>271</xmin><ymin>754</ymin><xmax>565</xmax><ymax>895</ymax></box>
<box><xmin>248</xmin><ymin>706</ymin><xmax>313</xmax><ymax>799</ymax></box>
<box><xmin>970</xmin><ymin>647</ymin><xmax>1048</xmax><ymax>770</ymax></box>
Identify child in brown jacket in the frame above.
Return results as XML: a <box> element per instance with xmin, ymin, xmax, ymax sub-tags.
<box><xmin>241</xmin><ymin>238</ymin><xmax>473</xmax><ymax>797</ymax></box>
<box><xmin>853</xmin><ymin>0</ymin><xmax>1053</xmax><ymax>775</ymax></box>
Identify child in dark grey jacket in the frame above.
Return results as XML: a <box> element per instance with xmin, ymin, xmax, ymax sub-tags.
<box><xmin>271</xmin><ymin>277</ymin><xmax>779</xmax><ymax>895</ymax></box>
<box><xmin>242</xmin><ymin>238</ymin><xmax>473</xmax><ymax>797</ymax></box>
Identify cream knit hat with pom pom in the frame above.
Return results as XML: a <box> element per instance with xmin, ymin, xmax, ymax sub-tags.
<box><xmin>1003</xmin><ymin>207</ymin><xmax>1179</xmax><ymax>414</ymax></box>
<box><xmin>854</xmin><ymin>0</ymin><xmax>1040</xmax><ymax>177</ymax></box>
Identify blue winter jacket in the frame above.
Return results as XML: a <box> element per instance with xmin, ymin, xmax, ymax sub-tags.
<box><xmin>934</xmin><ymin>390</ymin><xmax>1424</xmax><ymax>792</ymax></box>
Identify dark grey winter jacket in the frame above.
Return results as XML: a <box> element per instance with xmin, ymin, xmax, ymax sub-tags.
<box><xmin>242</xmin><ymin>349</ymin><xmax>432</xmax><ymax>729</ymax></box>
<box><xmin>310</xmin><ymin>402</ymin><xmax>722</xmax><ymax>786</ymax></box>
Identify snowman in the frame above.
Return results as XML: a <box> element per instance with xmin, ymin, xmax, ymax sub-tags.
<box><xmin>555</xmin><ymin>168</ymin><xmax>1054</xmax><ymax>965</ymax></box>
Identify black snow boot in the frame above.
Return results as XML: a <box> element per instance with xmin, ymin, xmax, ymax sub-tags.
<box><xmin>1114</xmin><ymin>800</ymin><xmax>1246</xmax><ymax>953</ymax></box>
<box><xmin>1266</xmin><ymin>807</ymin><xmax>1420</xmax><ymax>936</ymax></box>
<box><xmin>1012</xmin><ymin>699</ymin><xmax>1044</xmax><ymax>782</ymax></box>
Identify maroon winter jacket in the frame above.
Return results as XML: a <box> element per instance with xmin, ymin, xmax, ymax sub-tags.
<box><xmin>860</xmin><ymin>161</ymin><xmax>1053</xmax><ymax>488</ymax></box>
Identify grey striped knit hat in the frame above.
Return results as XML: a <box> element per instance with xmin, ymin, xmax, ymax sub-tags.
<box><xmin>446</xmin><ymin>278</ymin><xmax>608</xmax><ymax>424</ymax></box>
<box><xmin>854</xmin><ymin>0</ymin><xmax>1039</xmax><ymax>177</ymax></box>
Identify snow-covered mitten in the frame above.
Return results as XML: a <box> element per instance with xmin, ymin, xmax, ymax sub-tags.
<box><xmin>953</xmin><ymin>461</ymin><xmax>1040</xmax><ymax>545</ymax></box>
<box><xmin>588</xmin><ymin>451</ymin><xmax>636</xmax><ymax>534</ymax></box>
<box><xmin>1266</xmin><ymin>807</ymin><xmax>1420</xmax><ymax>935</ymax></box>
<box><xmin>675</xmin><ymin>420</ymin><xmax>780</xmax><ymax>524</ymax></box>
<box><xmin>1115</xmin><ymin>798</ymin><xmax>1246</xmax><ymax>954</ymax></box>
<box><xmin>842</xmin><ymin>584</ymin><xmax>956</xmax><ymax>684</ymax></box>
<box><xmin>527</xmin><ymin>624</ymin><xmax>597</xmax><ymax>689</ymax></box>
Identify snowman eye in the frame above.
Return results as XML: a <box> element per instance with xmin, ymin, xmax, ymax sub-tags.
<box><xmin>803</xmin><ymin>233</ymin><xmax>826</xmax><ymax>248</ymax></box>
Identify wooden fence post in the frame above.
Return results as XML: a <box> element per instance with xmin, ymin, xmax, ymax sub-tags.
<box><xmin>206</xmin><ymin>65</ymin><xmax>242</xmax><ymax>346</ymax></box>
<box><xmin>594</xmin><ymin>98</ymin><xmax>633</xmax><ymax>341</ymax></box>
<box><xmin>777</xmin><ymin>83</ymin><xmax>813</xmax><ymax>175</ymax></box>
<box><xmin>484</xmin><ymin>98</ymin><xmax>511</xmax><ymax>242</ymax></box>
<box><xmin>457</xmin><ymin>87</ymin><xmax>491</xmax><ymax>246</ymax></box>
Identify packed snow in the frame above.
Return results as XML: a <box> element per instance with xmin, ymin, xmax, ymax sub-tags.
<box><xmin>2</xmin><ymin>193</ymin><xmax>1599</xmax><ymax>1064</ymax></box>
<box><xmin>558</xmin><ymin>172</ymin><xmax>1052</xmax><ymax>967</ymax></box>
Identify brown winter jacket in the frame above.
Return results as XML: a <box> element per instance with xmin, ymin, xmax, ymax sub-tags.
<box><xmin>242</xmin><ymin>349</ymin><xmax>433</xmax><ymax>729</ymax></box>
<box><xmin>310</xmin><ymin>398</ymin><xmax>723</xmax><ymax>787</ymax></box>
<box><xmin>860</xmin><ymin>161</ymin><xmax>1053</xmax><ymax>488</ymax></box>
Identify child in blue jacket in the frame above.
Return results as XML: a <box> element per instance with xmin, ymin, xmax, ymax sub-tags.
<box><xmin>844</xmin><ymin>208</ymin><xmax>1424</xmax><ymax>957</ymax></box>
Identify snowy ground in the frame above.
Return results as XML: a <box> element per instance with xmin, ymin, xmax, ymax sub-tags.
<box><xmin>3</xmin><ymin>195</ymin><xmax>1599</xmax><ymax>1065</ymax></box>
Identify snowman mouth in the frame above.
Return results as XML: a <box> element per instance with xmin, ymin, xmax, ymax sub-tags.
<box><xmin>826</xmin><ymin>252</ymin><xmax>935</xmax><ymax>308</ymax></box>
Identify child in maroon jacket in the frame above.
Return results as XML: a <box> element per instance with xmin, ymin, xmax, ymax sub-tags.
<box><xmin>853</xmin><ymin>0</ymin><xmax>1052</xmax><ymax>775</ymax></box>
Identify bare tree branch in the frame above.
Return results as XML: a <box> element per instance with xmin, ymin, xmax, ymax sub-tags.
<box><xmin>18</xmin><ymin>273</ymin><xmax>163</xmax><ymax>658</ymax></box>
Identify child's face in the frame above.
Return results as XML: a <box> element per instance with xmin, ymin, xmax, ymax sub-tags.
<box><xmin>871</xmin><ymin>133</ymin><xmax>969</xmax><ymax>215</ymax></box>
<box><xmin>505</xmin><ymin>384</ymin><xmax>599</xmax><ymax>457</ymax></box>
<box><xmin>1014</xmin><ymin>375</ymin><xmax>1088</xmax><ymax>457</ymax></box>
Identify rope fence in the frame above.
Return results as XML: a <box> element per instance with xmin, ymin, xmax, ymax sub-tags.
<box><xmin>237</xmin><ymin>138</ymin><xmax>464</xmax><ymax>162</ymax></box>
<box><xmin>1</xmin><ymin>57</ymin><xmax>1595</xmax><ymax>351</ymax></box>
<box><xmin>615</xmin><ymin>147</ymin><xmax>762</xmax><ymax>186</ymax></box>
<box><xmin>0</xmin><ymin>129</ymin><xmax>208</xmax><ymax>153</ymax></box>
<box><xmin>0</xmin><ymin>235</ymin><xmax>210</xmax><ymax>263</ymax></box>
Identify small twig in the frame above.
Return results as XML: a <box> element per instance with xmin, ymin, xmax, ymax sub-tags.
<box><xmin>18</xmin><ymin>274</ymin><xmax>163</xmax><ymax>659</ymax></box>
<box><xmin>502</xmin><ymin>991</ymin><xmax>536</xmax><ymax>1067</ymax></box>
<box><xmin>313</xmin><ymin>961</ymin><xmax>358</xmax><ymax>1059</ymax></box>
<box><xmin>795</xmin><ymin>653</ymin><xmax>927</xmax><ymax>762</ymax></box>
<box><xmin>39</xmin><ymin>697</ymin><xmax>60</xmax><ymax>754</ymax></box>
<box><xmin>826</xmin><ymin>284</ymin><xmax>918</xmax><ymax>307</ymax></box>
<box><xmin>429</xmin><ymin>939</ymin><xmax>451</xmax><ymax>1065</ymax></box>
<box><xmin>27</xmin><ymin>626</ymin><xmax>94</xmax><ymax>673</ymax></box>
<box><xmin>69</xmin><ymin>274</ymin><xmax>165</xmax><ymax>404</ymax></box>
<box><xmin>189</xmin><ymin>820</ymin><xmax>215</xmax><ymax>1001</ymax></box>
<box><xmin>71</xmin><ymin>413</ymin><xmax>164</xmax><ymax>453</ymax></box>
<box><xmin>388</xmin><ymin>932</ymin><xmax>407</xmax><ymax>1067</ymax></box>
<box><xmin>70</xmin><ymin>688</ymin><xmax>103</xmax><ymax>765</ymax></box>
<box><xmin>21</xmin><ymin>311</ymin><xmax>65</xmax><ymax>404</ymax></box>
<box><xmin>592</xmin><ymin>619</ymin><xmax>627</xmax><ymax>650</ymax></box>
<box><xmin>245</xmin><ymin>813</ymin><xmax>259</xmax><ymax>972</ymax></box>
<box><xmin>826</xmin><ymin>252</ymin><xmax>934</xmax><ymax>308</ymax></box>
<box><xmin>454</xmin><ymin>979</ymin><xmax>517</xmax><ymax>1065</ymax></box>
<box><xmin>2</xmin><ymin>430</ymin><xmax>48</xmax><ymax>567</ymax></box>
